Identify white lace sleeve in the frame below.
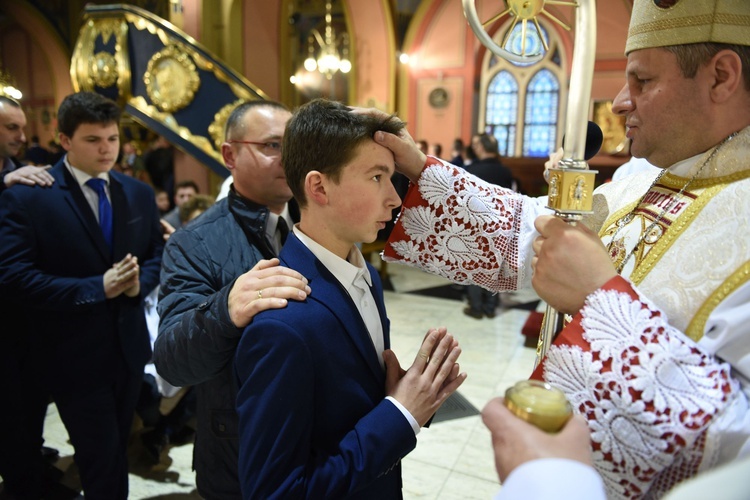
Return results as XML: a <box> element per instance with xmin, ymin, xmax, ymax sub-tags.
<box><xmin>384</xmin><ymin>159</ymin><xmax>550</xmax><ymax>292</ymax></box>
<box><xmin>542</xmin><ymin>278</ymin><xmax>745</xmax><ymax>499</ymax></box>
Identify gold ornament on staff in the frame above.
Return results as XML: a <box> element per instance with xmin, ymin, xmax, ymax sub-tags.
<box><xmin>462</xmin><ymin>0</ymin><xmax>598</xmax><ymax>369</ymax></box>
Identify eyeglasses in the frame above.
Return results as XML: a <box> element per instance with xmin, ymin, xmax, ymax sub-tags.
<box><xmin>228</xmin><ymin>140</ymin><xmax>282</xmax><ymax>157</ymax></box>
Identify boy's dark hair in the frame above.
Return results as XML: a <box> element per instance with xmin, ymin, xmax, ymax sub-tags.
<box><xmin>57</xmin><ymin>92</ymin><xmax>121</xmax><ymax>138</ymax></box>
<box><xmin>283</xmin><ymin>98</ymin><xmax>405</xmax><ymax>207</ymax></box>
<box><xmin>175</xmin><ymin>179</ymin><xmax>199</xmax><ymax>193</ymax></box>
<box><xmin>224</xmin><ymin>100</ymin><xmax>289</xmax><ymax>141</ymax></box>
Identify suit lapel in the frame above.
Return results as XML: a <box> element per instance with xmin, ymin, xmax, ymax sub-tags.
<box><xmin>59</xmin><ymin>165</ymin><xmax>111</xmax><ymax>263</ymax></box>
<box><xmin>109</xmin><ymin>174</ymin><xmax>128</xmax><ymax>261</ymax></box>
<box><xmin>280</xmin><ymin>235</ymin><xmax>385</xmax><ymax>384</ymax></box>
<box><xmin>368</xmin><ymin>273</ymin><xmax>390</xmax><ymax>350</ymax></box>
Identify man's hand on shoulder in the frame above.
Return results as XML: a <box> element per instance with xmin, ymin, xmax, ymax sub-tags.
<box><xmin>3</xmin><ymin>165</ymin><xmax>55</xmax><ymax>188</ymax></box>
<box><xmin>104</xmin><ymin>253</ymin><xmax>140</xmax><ymax>299</ymax></box>
<box><xmin>228</xmin><ymin>258</ymin><xmax>311</xmax><ymax>328</ymax></box>
<box><xmin>384</xmin><ymin>327</ymin><xmax>467</xmax><ymax>426</ymax></box>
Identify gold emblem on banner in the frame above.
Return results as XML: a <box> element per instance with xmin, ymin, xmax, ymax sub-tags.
<box><xmin>71</xmin><ymin>18</ymin><xmax>130</xmax><ymax>104</ymax></box>
<box><xmin>144</xmin><ymin>45</ymin><xmax>200</xmax><ymax>113</ymax></box>
<box><xmin>90</xmin><ymin>51</ymin><xmax>118</xmax><ymax>88</ymax></box>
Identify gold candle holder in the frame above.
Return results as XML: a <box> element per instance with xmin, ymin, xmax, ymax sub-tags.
<box><xmin>504</xmin><ymin>380</ymin><xmax>572</xmax><ymax>433</ymax></box>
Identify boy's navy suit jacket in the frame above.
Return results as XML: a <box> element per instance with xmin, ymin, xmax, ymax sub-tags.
<box><xmin>236</xmin><ymin>233</ymin><xmax>416</xmax><ymax>499</ymax></box>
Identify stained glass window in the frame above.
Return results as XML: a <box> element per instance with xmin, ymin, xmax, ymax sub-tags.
<box><xmin>523</xmin><ymin>68</ymin><xmax>559</xmax><ymax>157</ymax></box>
<box><xmin>486</xmin><ymin>70</ymin><xmax>518</xmax><ymax>156</ymax></box>
<box><xmin>481</xmin><ymin>21</ymin><xmax>563</xmax><ymax>158</ymax></box>
<box><xmin>504</xmin><ymin>22</ymin><xmax>549</xmax><ymax>67</ymax></box>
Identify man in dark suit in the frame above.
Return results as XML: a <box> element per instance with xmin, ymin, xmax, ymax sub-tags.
<box><xmin>0</xmin><ymin>92</ymin><xmax>163</xmax><ymax>499</ymax></box>
<box><xmin>0</xmin><ymin>94</ymin><xmax>57</xmax><ymax>498</ymax></box>
<box><xmin>235</xmin><ymin>99</ymin><xmax>467</xmax><ymax>498</ymax></box>
<box><xmin>464</xmin><ymin>133</ymin><xmax>515</xmax><ymax>319</ymax></box>
<box><xmin>468</xmin><ymin>133</ymin><xmax>514</xmax><ymax>189</ymax></box>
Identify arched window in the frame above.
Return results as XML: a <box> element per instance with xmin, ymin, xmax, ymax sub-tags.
<box><xmin>486</xmin><ymin>71</ymin><xmax>518</xmax><ymax>156</ymax></box>
<box><xmin>479</xmin><ymin>22</ymin><xmax>566</xmax><ymax>158</ymax></box>
<box><xmin>524</xmin><ymin>68</ymin><xmax>559</xmax><ymax>156</ymax></box>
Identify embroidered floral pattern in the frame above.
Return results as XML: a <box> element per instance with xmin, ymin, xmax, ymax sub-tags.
<box><xmin>544</xmin><ymin>288</ymin><xmax>737</xmax><ymax>499</ymax></box>
<box><xmin>386</xmin><ymin>161</ymin><xmax>534</xmax><ymax>291</ymax></box>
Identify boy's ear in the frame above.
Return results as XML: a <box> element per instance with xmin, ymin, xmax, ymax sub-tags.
<box><xmin>58</xmin><ymin>133</ymin><xmax>72</xmax><ymax>152</ymax></box>
<box><xmin>305</xmin><ymin>170</ymin><xmax>328</xmax><ymax>206</ymax></box>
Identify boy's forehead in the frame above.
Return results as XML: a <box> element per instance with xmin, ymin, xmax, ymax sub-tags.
<box><xmin>71</xmin><ymin>121</ymin><xmax>120</xmax><ymax>137</ymax></box>
<box><xmin>350</xmin><ymin>139</ymin><xmax>395</xmax><ymax>170</ymax></box>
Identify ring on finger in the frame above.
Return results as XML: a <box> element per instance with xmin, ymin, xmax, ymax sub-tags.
<box><xmin>257</xmin><ymin>289</ymin><xmax>263</xmax><ymax>300</ymax></box>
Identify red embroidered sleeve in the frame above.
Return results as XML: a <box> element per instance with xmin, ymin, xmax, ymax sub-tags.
<box><xmin>534</xmin><ymin>276</ymin><xmax>740</xmax><ymax>499</ymax></box>
<box><xmin>384</xmin><ymin>158</ymin><xmax>545</xmax><ymax>292</ymax></box>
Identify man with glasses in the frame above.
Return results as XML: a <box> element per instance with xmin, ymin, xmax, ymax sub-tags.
<box><xmin>154</xmin><ymin>100</ymin><xmax>310</xmax><ymax>499</ymax></box>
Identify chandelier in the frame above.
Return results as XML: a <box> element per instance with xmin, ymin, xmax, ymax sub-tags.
<box><xmin>303</xmin><ymin>0</ymin><xmax>351</xmax><ymax>80</ymax></box>
<box><xmin>0</xmin><ymin>71</ymin><xmax>22</xmax><ymax>101</ymax></box>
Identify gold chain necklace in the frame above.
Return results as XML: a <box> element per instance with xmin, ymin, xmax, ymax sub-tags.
<box><xmin>608</xmin><ymin>133</ymin><xmax>737</xmax><ymax>274</ymax></box>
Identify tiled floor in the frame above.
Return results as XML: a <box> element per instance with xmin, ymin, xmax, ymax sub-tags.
<box><xmin>11</xmin><ymin>261</ymin><xmax>542</xmax><ymax>499</ymax></box>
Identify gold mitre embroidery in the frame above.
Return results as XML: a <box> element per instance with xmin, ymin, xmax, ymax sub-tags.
<box><xmin>626</xmin><ymin>0</ymin><xmax>750</xmax><ymax>54</ymax></box>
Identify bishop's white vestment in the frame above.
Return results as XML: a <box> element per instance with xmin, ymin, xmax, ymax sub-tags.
<box><xmin>384</xmin><ymin>126</ymin><xmax>750</xmax><ymax>499</ymax></box>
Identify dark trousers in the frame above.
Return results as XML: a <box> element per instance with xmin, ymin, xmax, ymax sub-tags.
<box><xmin>53</xmin><ymin>354</ymin><xmax>142</xmax><ymax>500</ymax></box>
<box><xmin>136</xmin><ymin>373</ymin><xmax>196</xmax><ymax>437</ymax></box>
<box><xmin>466</xmin><ymin>284</ymin><xmax>499</xmax><ymax>315</ymax></box>
<box><xmin>0</xmin><ymin>340</ymin><xmax>48</xmax><ymax>499</ymax></box>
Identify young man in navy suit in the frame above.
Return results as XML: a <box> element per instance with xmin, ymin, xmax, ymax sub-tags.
<box><xmin>0</xmin><ymin>92</ymin><xmax>163</xmax><ymax>499</ymax></box>
<box><xmin>235</xmin><ymin>99</ymin><xmax>467</xmax><ymax>499</ymax></box>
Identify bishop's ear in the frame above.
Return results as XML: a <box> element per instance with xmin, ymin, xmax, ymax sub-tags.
<box><xmin>709</xmin><ymin>49</ymin><xmax>743</xmax><ymax>103</ymax></box>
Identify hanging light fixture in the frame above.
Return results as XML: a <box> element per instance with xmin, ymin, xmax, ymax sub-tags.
<box><xmin>303</xmin><ymin>0</ymin><xmax>351</xmax><ymax>80</ymax></box>
<box><xmin>0</xmin><ymin>71</ymin><xmax>22</xmax><ymax>102</ymax></box>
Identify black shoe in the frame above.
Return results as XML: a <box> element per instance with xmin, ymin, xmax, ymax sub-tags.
<box><xmin>141</xmin><ymin>429</ymin><xmax>168</xmax><ymax>464</ymax></box>
<box><xmin>485</xmin><ymin>310</ymin><xmax>496</xmax><ymax>319</ymax></box>
<box><xmin>463</xmin><ymin>307</ymin><xmax>484</xmax><ymax>319</ymax></box>
<box><xmin>41</xmin><ymin>445</ymin><xmax>59</xmax><ymax>463</ymax></box>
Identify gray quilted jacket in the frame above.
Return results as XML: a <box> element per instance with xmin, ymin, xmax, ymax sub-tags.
<box><xmin>154</xmin><ymin>187</ymin><xmax>297</xmax><ymax>499</ymax></box>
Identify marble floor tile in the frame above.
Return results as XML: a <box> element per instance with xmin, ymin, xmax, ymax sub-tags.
<box><xmin>436</xmin><ymin>470</ymin><xmax>501</xmax><ymax>500</ymax></box>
